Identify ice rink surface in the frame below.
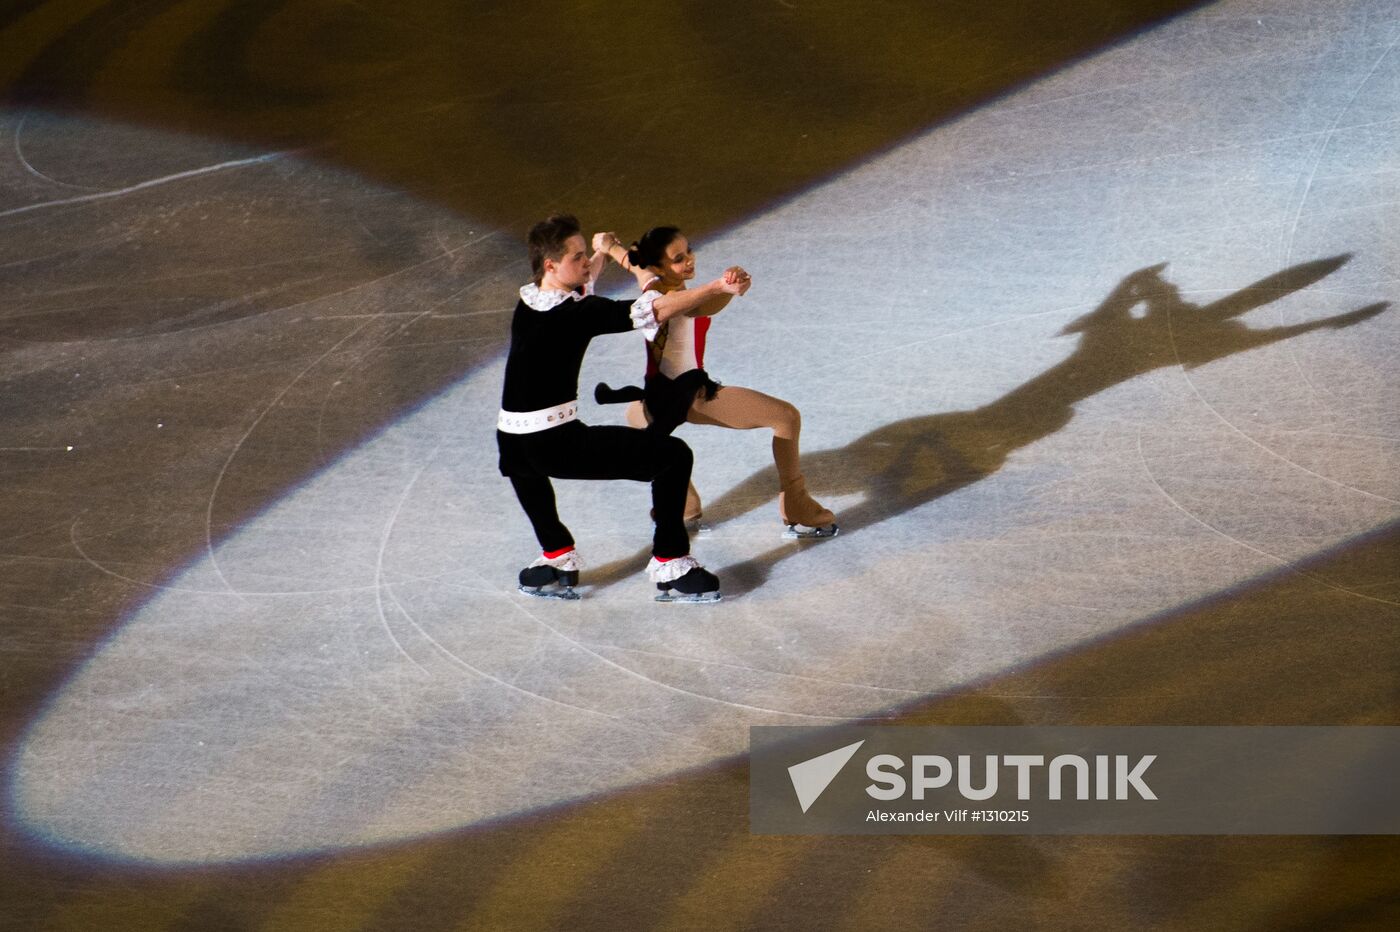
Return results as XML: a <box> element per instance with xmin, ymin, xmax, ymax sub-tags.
<box><xmin>2</xmin><ymin>0</ymin><xmax>1397</xmax><ymax>928</ymax></box>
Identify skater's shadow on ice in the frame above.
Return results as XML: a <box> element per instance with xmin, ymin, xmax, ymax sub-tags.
<box><xmin>588</xmin><ymin>255</ymin><xmax>1387</xmax><ymax>597</ymax></box>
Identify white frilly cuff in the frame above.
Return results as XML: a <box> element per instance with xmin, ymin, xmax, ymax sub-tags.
<box><xmin>647</xmin><ymin>554</ymin><xmax>699</xmax><ymax>583</ymax></box>
<box><xmin>630</xmin><ymin>290</ymin><xmax>662</xmax><ymax>340</ymax></box>
<box><xmin>531</xmin><ymin>549</ymin><xmax>582</xmax><ymax>572</ymax></box>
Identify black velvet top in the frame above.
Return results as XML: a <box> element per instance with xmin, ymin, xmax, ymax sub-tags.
<box><xmin>499</xmin><ymin>288</ymin><xmax>655</xmax><ymax>413</ymax></box>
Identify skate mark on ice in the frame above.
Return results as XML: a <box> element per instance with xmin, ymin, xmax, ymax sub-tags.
<box><xmin>1134</xmin><ymin>428</ymin><xmax>1400</xmax><ymax>608</ymax></box>
<box><xmin>202</xmin><ymin>313</ymin><xmax>401</xmax><ymax>597</ymax></box>
<box><xmin>1155</xmin><ymin>272</ymin><xmax>1395</xmax><ymax>505</ymax></box>
<box><xmin>474</xmin><ymin>591</ymin><xmax>863</xmax><ymax>721</ymax></box>
<box><xmin>64</xmin><ymin>513</ymin><xmax>385</xmax><ymax>597</ymax></box>
<box><xmin>579</xmin><ymin>644</ymin><xmax>924</xmax><ymax>698</ymax></box>
<box><xmin>379</xmin><ymin>584</ymin><xmax>628</xmax><ymax>720</ymax></box>
<box><xmin>0</xmin><ymin>150</ymin><xmax>292</xmax><ymax>219</ymax></box>
<box><xmin>372</xmin><ymin>458</ymin><xmax>441</xmax><ymax>672</ymax></box>
<box><xmin>1279</xmin><ymin>34</ymin><xmax>1399</xmax><ymax>270</ymax></box>
<box><xmin>191</xmin><ymin>227</ymin><xmax>509</xmax><ymax>592</ymax></box>
<box><xmin>10</xmin><ymin>114</ymin><xmax>121</xmax><ymax>191</ymax></box>
<box><xmin>1270</xmin><ymin>36</ymin><xmax>1399</xmax><ymax>419</ymax></box>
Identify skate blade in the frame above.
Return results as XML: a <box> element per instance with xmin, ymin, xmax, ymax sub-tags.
<box><xmin>783</xmin><ymin>523</ymin><xmax>839</xmax><ymax>539</ymax></box>
<box><xmin>519</xmin><ymin>585</ymin><xmax>581</xmax><ymax>601</ymax></box>
<box><xmin>654</xmin><ymin>590</ymin><xmax>722</xmax><ymax>604</ymax></box>
<box><xmin>686</xmin><ymin>521</ymin><xmax>713</xmax><ymax>538</ymax></box>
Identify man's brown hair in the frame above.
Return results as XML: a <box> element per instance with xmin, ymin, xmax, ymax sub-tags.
<box><xmin>527</xmin><ymin>214</ymin><xmax>581</xmax><ymax>284</ymax></box>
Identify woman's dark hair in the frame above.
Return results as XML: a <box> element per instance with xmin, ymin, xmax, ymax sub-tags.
<box><xmin>527</xmin><ymin>214</ymin><xmax>581</xmax><ymax>284</ymax></box>
<box><xmin>627</xmin><ymin>225</ymin><xmax>682</xmax><ymax>270</ymax></box>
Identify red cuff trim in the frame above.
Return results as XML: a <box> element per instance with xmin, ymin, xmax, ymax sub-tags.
<box><xmin>543</xmin><ymin>546</ymin><xmax>575</xmax><ymax>560</ymax></box>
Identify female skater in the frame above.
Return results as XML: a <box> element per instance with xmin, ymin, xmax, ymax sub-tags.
<box><xmin>594</xmin><ymin>226</ymin><xmax>837</xmax><ymax>538</ymax></box>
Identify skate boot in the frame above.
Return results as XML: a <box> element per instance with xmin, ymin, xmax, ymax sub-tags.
<box><xmin>648</xmin><ymin>556</ymin><xmax>721</xmax><ymax>603</ymax></box>
<box><xmin>779</xmin><ymin>476</ymin><xmax>838</xmax><ymax>539</ymax></box>
<box><xmin>518</xmin><ymin>548</ymin><xmax>581</xmax><ymax>600</ymax></box>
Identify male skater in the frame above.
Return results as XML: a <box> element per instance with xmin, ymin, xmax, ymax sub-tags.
<box><xmin>498</xmin><ymin>214</ymin><xmax>750</xmax><ymax>602</ymax></box>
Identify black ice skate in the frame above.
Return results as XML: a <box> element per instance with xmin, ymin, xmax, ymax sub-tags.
<box><xmin>518</xmin><ymin>551</ymin><xmax>582</xmax><ymax>601</ymax></box>
<box><xmin>648</xmin><ymin>556</ymin><xmax>721</xmax><ymax>604</ymax></box>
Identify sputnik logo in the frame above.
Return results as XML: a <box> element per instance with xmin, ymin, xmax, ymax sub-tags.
<box><xmin>788</xmin><ymin>740</ymin><xmax>865</xmax><ymax>813</ymax></box>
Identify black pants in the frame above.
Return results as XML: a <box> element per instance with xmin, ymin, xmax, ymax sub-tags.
<box><xmin>498</xmin><ymin>420</ymin><xmax>693</xmax><ymax>559</ymax></box>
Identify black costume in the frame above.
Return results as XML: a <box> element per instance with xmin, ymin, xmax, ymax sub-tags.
<box><xmin>593</xmin><ymin>369</ymin><xmax>718</xmax><ymax>437</ymax></box>
<box><xmin>497</xmin><ymin>284</ymin><xmax>693</xmax><ymax>559</ymax></box>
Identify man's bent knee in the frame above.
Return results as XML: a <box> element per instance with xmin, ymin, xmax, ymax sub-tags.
<box><xmin>663</xmin><ymin>435</ymin><xmax>693</xmax><ymax>470</ymax></box>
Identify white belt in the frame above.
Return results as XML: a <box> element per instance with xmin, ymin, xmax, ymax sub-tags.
<box><xmin>497</xmin><ymin>401</ymin><xmax>579</xmax><ymax>435</ymax></box>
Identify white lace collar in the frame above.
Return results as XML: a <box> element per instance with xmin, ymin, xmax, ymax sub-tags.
<box><xmin>520</xmin><ymin>281</ymin><xmax>593</xmax><ymax>311</ymax></box>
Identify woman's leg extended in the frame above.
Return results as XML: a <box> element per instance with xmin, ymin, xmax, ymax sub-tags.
<box><xmin>690</xmin><ymin>385</ymin><xmax>835</xmax><ymax>531</ymax></box>
<box><xmin>688</xmin><ymin>385</ymin><xmax>799</xmax><ymax>435</ymax></box>
<box><xmin>688</xmin><ymin>385</ymin><xmax>802</xmax><ymax>483</ymax></box>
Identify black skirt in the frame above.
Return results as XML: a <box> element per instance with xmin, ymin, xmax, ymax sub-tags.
<box><xmin>593</xmin><ymin>369</ymin><xmax>722</xmax><ymax>436</ymax></box>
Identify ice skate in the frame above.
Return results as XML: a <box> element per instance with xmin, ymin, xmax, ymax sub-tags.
<box><xmin>683</xmin><ymin>483</ymin><xmax>710</xmax><ymax>537</ymax></box>
<box><xmin>779</xmin><ymin>476</ymin><xmax>838</xmax><ymax>539</ymax></box>
<box><xmin>648</xmin><ymin>556</ymin><xmax>721</xmax><ymax>603</ymax></box>
<box><xmin>518</xmin><ymin>549</ymin><xmax>582</xmax><ymax>600</ymax></box>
